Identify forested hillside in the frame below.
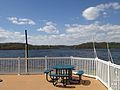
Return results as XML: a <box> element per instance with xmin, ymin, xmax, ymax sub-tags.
<box><xmin>0</xmin><ymin>42</ymin><xmax>120</xmax><ymax>50</ymax></box>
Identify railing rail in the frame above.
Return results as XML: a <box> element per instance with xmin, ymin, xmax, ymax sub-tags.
<box><xmin>0</xmin><ymin>57</ymin><xmax>120</xmax><ymax>90</ymax></box>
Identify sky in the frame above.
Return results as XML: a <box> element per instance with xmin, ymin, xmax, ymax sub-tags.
<box><xmin>0</xmin><ymin>0</ymin><xmax>120</xmax><ymax>45</ymax></box>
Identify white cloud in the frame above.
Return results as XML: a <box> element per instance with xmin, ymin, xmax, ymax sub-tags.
<box><xmin>82</xmin><ymin>7</ymin><xmax>100</xmax><ymax>20</ymax></box>
<box><xmin>82</xmin><ymin>2</ymin><xmax>120</xmax><ymax>20</ymax></box>
<box><xmin>37</xmin><ymin>21</ymin><xmax>59</xmax><ymax>34</ymax></box>
<box><xmin>0</xmin><ymin>22</ymin><xmax>120</xmax><ymax>45</ymax></box>
<box><xmin>29</xmin><ymin>34</ymin><xmax>82</xmax><ymax>45</ymax></box>
<box><xmin>8</xmin><ymin>17</ymin><xmax>36</xmax><ymax>25</ymax></box>
<box><xmin>0</xmin><ymin>27</ymin><xmax>25</xmax><ymax>43</ymax></box>
<box><xmin>29</xmin><ymin>23</ymin><xmax>120</xmax><ymax>45</ymax></box>
<box><xmin>65</xmin><ymin>23</ymin><xmax>120</xmax><ymax>43</ymax></box>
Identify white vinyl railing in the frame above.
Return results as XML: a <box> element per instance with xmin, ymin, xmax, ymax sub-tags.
<box><xmin>96</xmin><ymin>58</ymin><xmax>120</xmax><ymax>90</ymax></box>
<box><xmin>96</xmin><ymin>58</ymin><xmax>109</xmax><ymax>88</ymax></box>
<box><xmin>0</xmin><ymin>57</ymin><xmax>72</xmax><ymax>74</ymax></box>
<box><xmin>0</xmin><ymin>57</ymin><xmax>120</xmax><ymax>90</ymax></box>
<box><xmin>71</xmin><ymin>57</ymin><xmax>96</xmax><ymax>77</ymax></box>
<box><xmin>109</xmin><ymin>62</ymin><xmax>120</xmax><ymax>90</ymax></box>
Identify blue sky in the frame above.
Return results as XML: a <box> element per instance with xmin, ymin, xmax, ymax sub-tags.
<box><xmin>0</xmin><ymin>0</ymin><xmax>120</xmax><ymax>45</ymax></box>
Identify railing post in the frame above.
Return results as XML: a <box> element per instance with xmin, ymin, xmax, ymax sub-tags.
<box><xmin>108</xmin><ymin>61</ymin><xmax>111</xmax><ymax>90</ymax></box>
<box><xmin>95</xmin><ymin>57</ymin><xmax>98</xmax><ymax>80</ymax></box>
<box><xmin>45</xmin><ymin>56</ymin><xmax>47</xmax><ymax>70</ymax></box>
<box><xmin>70</xmin><ymin>56</ymin><xmax>73</xmax><ymax>65</ymax></box>
<box><xmin>18</xmin><ymin>57</ymin><xmax>20</xmax><ymax>75</ymax></box>
<box><xmin>25</xmin><ymin>58</ymin><xmax>28</xmax><ymax>74</ymax></box>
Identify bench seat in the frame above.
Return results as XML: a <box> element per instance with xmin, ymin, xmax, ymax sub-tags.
<box><xmin>50</xmin><ymin>74</ymin><xmax>69</xmax><ymax>77</ymax></box>
<box><xmin>75</xmin><ymin>70</ymin><xmax>84</xmax><ymax>75</ymax></box>
<box><xmin>74</xmin><ymin>70</ymin><xmax>84</xmax><ymax>83</ymax></box>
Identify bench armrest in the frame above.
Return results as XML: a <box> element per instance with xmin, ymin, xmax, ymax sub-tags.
<box><xmin>44</xmin><ymin>69</ymin><xmax>53</xmax><ymax>74</ymax></box>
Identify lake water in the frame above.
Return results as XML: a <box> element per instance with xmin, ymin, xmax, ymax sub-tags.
<box><xmin>0</xmin><ymin>49</ymin><xmax>120</xmax><ymax>65</ymax></box>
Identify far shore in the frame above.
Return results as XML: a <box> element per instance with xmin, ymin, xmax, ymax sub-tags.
<box><xmin>0</xmin><ymin>42</ymin><xmax>120</xmax><ymax>50</ymax></box>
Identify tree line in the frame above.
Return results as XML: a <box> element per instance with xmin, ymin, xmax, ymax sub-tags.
<box><xmin>0</xmin><ymin>42</ymin><xmax>120</xmax><ymax>50</ymax></box>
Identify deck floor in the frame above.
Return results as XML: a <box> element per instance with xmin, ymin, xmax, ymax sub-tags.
<box><xmin>0</xmin><ymin>74</ymin><xmax>107</xmax><ymax>90</ymax></box>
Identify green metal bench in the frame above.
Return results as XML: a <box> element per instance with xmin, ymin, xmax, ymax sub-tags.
<box><xmin>44</xmin><ymin>69</ymin><xmax>53</xmax><ymax>82</ymax></box>
<box><xmin>74</xmin><ymin>70</ymin><xmax>84</xmax><ymax>83</ymax></box>
<box><xmin>44</xmin><ymin>69</ymin><xmax>53</xmax><ymax>74</ymax></box>
<box><xmin>50</xmin><ymin>74</ymin><xmax>69</xmax><ymax>77</ymax></box>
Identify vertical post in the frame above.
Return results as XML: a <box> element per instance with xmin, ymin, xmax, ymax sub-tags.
<box><xmin>118</xmin><ymin>70</ymin><xmax>120</xmax><ymax>90</ymax></box>
<box><xmin>92</xmin><ymin>37</ymin><xmax>97</xmax><ymax>58</ymax></box>
<box><xmin>25</xmin><ymin>30</ymin><xmax>28</xmax><ymax>58</ymax></box>
<box><xmin>108</xmin><ymin>61</ymin><xmax>111</xmax><ymax>90</ymax></box>
<box><xmin>70</xmin><ymin>56</ymin><xmax>73</xmax><ymax>66</ymax></box>
<box><xmin>107</xmin><ymin>42</ymin><xmax>114</xmax><ymax>63</ymax></box>
<box><xmin>18</xmin><ymin>57</ymin><xmax>20</xmax><ymax>75</ymax></box>
<box><xmin>45</xmin><ymin>56</ymin><xmax>47</xmax><ymax>70</ymax></box>
<box><xmin>95</xmin><ymin>57</ymin><xmax>98</xmax><ymax>80</ymax></box>
<box><xmin>25</xmin><ymin>30</ymin><xmax>28</xmax><ymax>74</ymax></box>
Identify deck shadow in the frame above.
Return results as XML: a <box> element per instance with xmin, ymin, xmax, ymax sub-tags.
<box><xmin>0</xmin><ymin>79</ymin><xmax>3</xmax><ymax>82</ymax></box>
<box><xmin>71</xmin><ymin>77</ymin><xmax>91</xmax><ymax>86</ymax></box>
<box><xmin>56</xmin><ymin>85</ymin><xmax>75</xmax><ymax>88</ymax></box>
<box><xmin>80</xmin><ymin>80</ymin><xmax>91</xmax><ymax>86</ymax></box>
<box><xmin>69</xmin><ymin>79</ymin><xmax>91</xmax><ymax>86</ymax></box>
<box><xmin>55</xmin><ymin>78</ymin><xmax>91</xmax><ymax>88</ymax></box>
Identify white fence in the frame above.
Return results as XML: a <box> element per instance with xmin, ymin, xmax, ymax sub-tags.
<box><xmin>0</xmin><ymin>57</ymin><xmax>72</xmax><ymax>74</ymax></box>
<box><xmin>96</xmin><ymin>58</ymin><xmax>120</xmax><ymax>90</ymax></box>
<box><xmin>0</xmin><ymin>57</ymin><xmax>120</xmax><ymax>90</ymax></box>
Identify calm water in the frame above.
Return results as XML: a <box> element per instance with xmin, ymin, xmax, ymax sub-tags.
<box><xmin>0</xmin><ymin>49</ymin><xmax>120</xmax><ymax>65</ymax></box>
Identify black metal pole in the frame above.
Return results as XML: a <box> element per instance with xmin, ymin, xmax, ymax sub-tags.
<box><xmin>25</xmin><ymin>30</ymin><xmax>28</xmax><ymax>58</ymax></box>
<box><xmin>25</xmin><ymin>30</ymin><xmax>28</xmax><ymax>73</ymax></box>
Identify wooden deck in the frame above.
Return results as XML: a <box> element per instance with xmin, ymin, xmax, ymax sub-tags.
<box><xmin>0</xmin><ymin>74</ymin><xmax>107</xmax><ymax>90</ymax></box>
